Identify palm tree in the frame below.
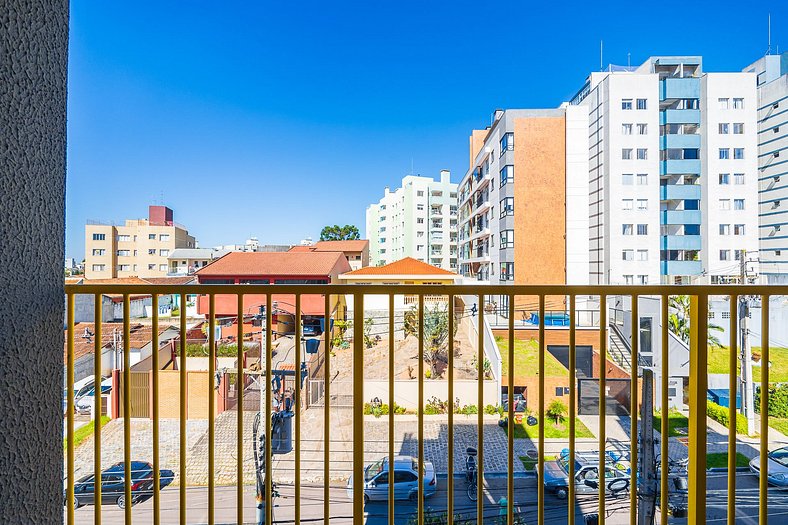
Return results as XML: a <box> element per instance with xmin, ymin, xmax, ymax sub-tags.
<box><xmin>668</xmin><ymin>295</ymin><xmax>723</xmax><ymax>348</ymax></box>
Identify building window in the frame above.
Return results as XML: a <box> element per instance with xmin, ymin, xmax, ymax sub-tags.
<box><xmin>117</xmin><ymin>234</ymin><xmax>131</xmax><ymax>242</ymax></box>
<box><xmin>622</xmin><ymin>149</ymin><xmax>633</xmax><ymax>160</ymax></box>
<box><xmin>117</xmin><ymin>250</ymin><xmax>130</xmax><ymax>257</ymax></box>
<box><xmin>622</xmin><ymin>173</ymin><xmax>633</xmax><ymax>185</ymax></box>
<box><xmin>733</xmin><ymin>98</ymin><xmax>744</xmax><ymax>109</ymax></box>
<box><xmin>417</xmin><ymin>191</ymin><xmax>424</xmax><ymax>197</ymax></box>
<box><xmin>622</xmin><ymin>199</ymin><xmax>633</xmax><ymax>210</ymax></box>
<box><xmin>719</xmin><ymin>199</ymin><xmax>731</xmax><ymax>210</ymax></box>
<box><xmin>624</xmin><ymin>275</ymin><xmax>634</xmax><ymax>285</ymax></box>
<box><xmin>719</xmin><ymin>173</ymin><xmax>730</xmax><ymax>185</ymax></box>
<box><xmin>735</xmin><ymin>250</ymin><xmax>744</xmax><ymax>261</ymax></box>
<box><xmin>637</xmin><ymin>224</ymin><xmax>648</xmax><ymax>235</ymax></box>
<box><xmin>148</xmin><ymin>249</ymin><xmax>156</xmax><ymax>255</ymax></box>
<box><xmin>777</xmin><ymin>250</ymin><xmax>782</xmax><ymax>256</ymax></box>
<box><xmin>637</xmin><ymin>275</ymin><xmax>648</xmax><ymax>285</ymax></box>
<box><xmin>622</xmin><ymin>224</ymin><xmax>633</xmax><ymax>235</ymax></box>
<box><xmin>734</xmin><ymin>173</ymin><xmax>745</xmax><ymax>185</ymax></box>
<box><xmin>92</xmin><ymin>264</ymin><xmax>105</xmax><ymax>272</ymax></box>
<box><xmin>148</xmin><ymin>233</ymin><xmax>156</xmax><ymax>240</ymax></box>
<box><xmin>637</xmin><ymin>199</ymin><xmax>648</xmax><ymax>210</ymax></box>
<box><xmin>159</xmin><ymin>264</ymin><xmax>167</xmax><ymax>272</ymax></box>
<box><xmin>118</xmin><ymin>264</ymin><xmax>130</xmax><ymax>272</ymax></box>
<box><xmin>637</xmin><ymin>123</ymin><xmax>648</xmax><ymax>135</ymax></box>
<box><xmin>734</xmin><ymin>148</ymin><xmax>744</xmax><ymax>159</ymax></box>
<box><xmin>159</xmin><ymin>234</ymin><xmax>170</xmax><ymax>241</ymax></box>
<box><xmin>500</xmin><ymin>262</ymin><xmax>514</xmax><ymax>281</ymax></box>
<box><xmin>719</xmin><ymin>148</ymin><xmax>730</xmax><ymax>160</ymax></box>
<box><xmin>622</xmin><ymin>99</ymin><xmax>633</xmax><ymax>110</ymax></box>
<box><xmin>720</xmin><ymin>250</ymin><xmax>730</xmax><ymax>261</ymax></box>
<box><xmin>733</xmin><ymin>123</ymin><xmax>744</xmax><ymax>134</ymax></box>
<box><xmin>637</xmin><ymin>250</ymin><xmax>648</xmax><ymax>261</ymax></box>
<box><xmin>636</xmin><ymin>98</ymin><xmax>647</xmax><ymax>110</ymax></box>
<box><xmin>92</xmin><ymin>249</ymin><xmax>105</xmax><ymax>256</ymax></box>
<box><xmin>417</xmin><ymin>218</ymin><xmax>424</xmax><ymax>224</ymax></box>
<box><xmin>622</xmin><ymin>123</ymin><xmax>633</xmax><ymax>135</ymax></box>
<box><xmin>734</xmin><ymin>199</ymin><xmax>745</xmax><ymax>210</ymax></box>
<box><xmin>718</xmin><ymin>123</ymin><xmax>729</xmax><ymax>134</ymax></box>
<box><xmin>160</xmin><ymin>249</ymin><xmax>169</xmax><ymax>257</ymax></box>
<box><xmin>500</xmin><ymin>132</ymin><xmax>514</xmax><ymax>154</ymax></box>
<box><xmin>500</xmin><ymin>165</ymin><xmax>514</xmax><ymax>187</ymax></box>
<box><xmin>734</xmin><ymin>224</ymin><xmax>745</xmax><ymax>235</ymax></box>
<box><xmin>637</xmin><ymin>148</ymin><xmax>648</xmax><ymax>160</ymax></box>
<box><xmin>719</xmin><ymin>98</ymin><xmax>729</xmax><ymax>109</ymax></box>
<box><xmin>416</xmin><ymin>231</ymin><xmax>424</xmax><ymax>237</ymax></box>
<box><xmin>500</xmin><ymin>197</ymin><xmax>514</xmax><ymax>218</ymax></box>
<box><xmin>417</xmin><ymin>204</ymin><xmax>424</xmax><ymax>211</ymax></box>
<box><xmin>623</xmin><ymin>250</ymin><xmax>634</xmax><ymax>261</ymax></box>
<box><xmin>637</xmin><ymin>174</ymin><xmax>648</xmax><ymax>185</ymax></box>
<box><xmin>148</xmin><ymin>264</ymin><xmax>156</xmax><ymax>270</ymax></box>
<box><xmin>417</xmin><ymin>245</ymin><xmax>423</xmax><ymax>252</ymax></box>
<box><xmin>92</xmin><ymin>233</ymin><xmax>105</xmax><ymax>241</ymax></box>
<box><xmin>500</xmin><ymin>229</ymin><xmax>514</xmax><ymax>249</ymax></box>
<box><xmin>719</xmin><ymin>224</ymin><xmax>730</xmax><ymax>235</ymax></box>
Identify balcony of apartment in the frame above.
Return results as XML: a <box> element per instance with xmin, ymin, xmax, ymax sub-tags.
<box><xmin>660</xmin><ymin>184</ymin><xmax>701</xmax><ymax>201</ymax></box>
<box><xmin>661</xmin><ymin>159</ymin><xmax>701</xmax><ymax>176</ymax></box>
<box><xmin>660</xmin><ymin>133</ymin><xmax>701</xmax><ymax>150</ymax></box>
<box><xmin>660</xmin><ymin>260</ymin><xmax>703</xmax><ymax>275</ymax></box>
<box><xmin>661</xmin><ymin>209</ymin><xmax>702</xmax><ymax>224</ymax></box>
<box><xmin>661</xmin><ymin>234</ymin><xmax>702</xmax><ymax>251</ymax></box>
<box><xmin>659</xmin><ymin>77</ymin><xmax>700</xmax><ymax>101</ymax></box>
<box><xmin>660</xmin><ymin>109</ymin><xmax>701</xmax><ymax>125</ymax></box>
<box><xmin>430</xmin><ymin>206</ymin><xmax>443</xmax><ymax>218</ymax></box>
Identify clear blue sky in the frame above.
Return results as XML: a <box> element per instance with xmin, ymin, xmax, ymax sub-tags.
<box><xmin>66</xmin><ymin>1</ymin><xmax>786</xmax><ymax>259</ymax></box>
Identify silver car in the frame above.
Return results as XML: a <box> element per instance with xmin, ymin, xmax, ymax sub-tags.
<box><xmin>347</xmin><ymin>455</ymin><xmax>437</xmax><ymax>503</ymax></box>
<box><xmin>750</xmin><ymin>446</ymin><xmax>788</xmax><ymax>487</ymax></box>
<box><xmin>539</xmin><ymin>456</ymin><xmax>630</xmax><ymax>500</ymax></box>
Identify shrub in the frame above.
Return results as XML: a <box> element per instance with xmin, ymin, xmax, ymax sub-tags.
<box><xmin>707</xmin><ymin>400</ymin><xmax>750</xmax><ymax>435</ymax></box>
<box><xmin>425</xmin><ymin>396</ymin><xmax>448</xmax><ymax>415</ymax></box>
<box><xmin>755</xmin><ymin>384</ymin><xmax>788</xmax><ymax>418</ymax></box>
<box><xmin>363</xmin><ymin>402</ymin><xmax>407</xmax><ymax>417</ymax></box>
<box><xmin>484</xmin><ymin>404</ymin><xmax>501</xmax><ymax>415</ymax></box>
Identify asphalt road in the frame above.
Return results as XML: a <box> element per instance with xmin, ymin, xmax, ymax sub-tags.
<box><xmin>67</xmin><ymin>472</ymin><xmax>788</xmax><ymax>524</ymax></box>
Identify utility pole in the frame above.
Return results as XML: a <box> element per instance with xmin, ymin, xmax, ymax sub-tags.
<box><xmin>739</xmin><ymin>252</ymin><xmax>756</xmax><ymax>436</ymax></box>
<box><xmin>638</xmin><ymin>369</ymin><xmax>657</xmax><ymax>525</ymax></box>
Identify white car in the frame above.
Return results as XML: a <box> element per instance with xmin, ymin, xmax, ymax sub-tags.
<box><xmin>75</xmin><ymin>378</ymin><xmax>112</xmax><ymax>415</ymax></box>
<box><xmin>750</xmin><ymin>447</ymin><xmax>788</xmax><ymax>487</ymax></box>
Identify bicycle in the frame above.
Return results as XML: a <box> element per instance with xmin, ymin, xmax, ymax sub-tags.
<box><xmin>465</xmin><ymin>447</ymin><xmax>478</xmax><ymax>501</ymax></box>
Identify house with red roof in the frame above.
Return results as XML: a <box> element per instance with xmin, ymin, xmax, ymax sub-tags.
<box><xmin>289</xmin><ymin>240</ymin><xmax>369</xmax><ymax>270</ymax></box>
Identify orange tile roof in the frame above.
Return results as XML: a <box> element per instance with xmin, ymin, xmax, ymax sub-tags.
<box><xmin>195</xmin><ymin>251</ymin><xmax>350</xmax><ymax>277</ymax></box>
<box><xmin>143</xmin><ymin>276</ymin><xmax>197</xmax><ymax>285</ymax></box>
<box><xmin>82</xmin><ymin>277</ymin><xmax>150</xmax><ymax>285</ymax></box>
<box><xmin>343</xmin><ymin>257</ymin><xmax>457</xmax><ymax>276</ymax></box>
<box><xmin>197</xmin><ymin>293</ymin><xmax>327</xmax><ymax>317</ymax></box>
<box><xmin>314</xmin><ymin>240</ymin><xmax>369</xmax><ymax>252</ymax></box>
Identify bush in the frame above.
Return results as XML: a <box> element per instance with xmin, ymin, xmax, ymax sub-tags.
<box><xmin>755</xmin><ymin>384</ymin><xmax>788</xmax><ymax>418</ymax></box>
<box><xmin>177</xmin><ymin>343</ymin><xmax>242</xmax><ymax>358</ymax></box>
<box><xmin>425</xmin><ymin>396</ymin><xmax>448</xmax><ymax>415</ymax></box>
<box><xmin>707</xmin><ymin>400</ymin><xmax>750</xmax><ymax>435</ymax></box>
<box><xmin>484</xmin><ymin>404</ymin><xmax>502</xmax><ymax>415</ymax></box>
<box><xmin>363</xmin><ymin>402</ymin><xmax>407</xmax><ymax>418</ymax></box>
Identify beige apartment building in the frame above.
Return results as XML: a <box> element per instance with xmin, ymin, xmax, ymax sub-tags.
<box><xmin>85</xmin><ymin>206</ymin><xmax>197</xmax><ymax>279</ymax></box>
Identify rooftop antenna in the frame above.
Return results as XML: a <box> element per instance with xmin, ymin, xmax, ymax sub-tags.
<box><xmin>627</xmin><ymin>52</ymin><xmax>631</xmax><ymax>68</ymax></box>
<box><xmin>600</xmin><ymin>40</ymin><xmax>603</xmax><ymax>72</ymax></box>
<box><xmin>767</xmin><ymin>13</ymin><xmax>772</xmax><ymax>55</ymax></box>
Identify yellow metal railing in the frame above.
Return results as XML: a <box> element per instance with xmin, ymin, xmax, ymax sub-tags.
<box><xmin>62</xmin><ymin>283</ymin><xmax>779</xmax><ymax>525</ymax></box>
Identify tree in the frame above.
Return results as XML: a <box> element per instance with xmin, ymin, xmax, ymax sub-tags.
<box><xmin>668</xmin><ymin>295</ymin><xmax>723</xmax><ymax>348</ymax></box>
<box><xmin>404</xmin><ymin>302</ymin><xmax>460</xmax><ymax>378</ymax></box>
<box><xmin>320</xmin><ymin>224</ymin><xmax>360</xmax><ymax>241</ymax></box>
<box><xmin>547</xmin><ymin>399</ymin><xmax>568</xmax><ymax>425</ymax></box>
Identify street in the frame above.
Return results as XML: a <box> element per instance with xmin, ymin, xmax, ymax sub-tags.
<box><xmin>66</xmin><ymin>471</ymin><xmax>788</xmax><ymax>524</ymax></box>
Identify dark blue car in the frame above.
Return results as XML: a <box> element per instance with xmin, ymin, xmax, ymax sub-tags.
<box><xmin>66</xmin><ymin>461</ymin><xmax>156</xmax><ymax>509</ymax></box>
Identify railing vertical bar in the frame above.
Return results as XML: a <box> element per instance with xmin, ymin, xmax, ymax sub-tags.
<box><xmin>630</xmin><ymin>294</ymin><xmax>639</xmax><ymax>524</ymax></box>
<box><xmin>237</xmin><ymin>293</ymin><xmax>245</xmax><ymax>525</ymax></box>
<box><xmin>323</xmin><ymin>293</ymin><xmax>331</xmax><ymax>525</ymax></box>
<box><xmin>389</xmin><ymin>293</ymin><xmax>396</xmax><ymax>525</ymax></box>
<box><xmin>123</xmin><ymin>294</ymin><xmax>131</xmax><ymax>525</ymax></box>
<box><xmin>727</xmin><ymin>294</ymin><xmax>738</xmax><ymax>525</ymax></box>
<box><xmin>152</xmin><ymin>294</ymin><xmax>161</xmax><ymax>525</ymax></box>
<box><xmin>208</xmin><ymin>294</ymin><xmax>216</xmax><ymax>525</ymax></box>
<box><xmin>538</xmin><ymin>294</ymin><xmax>545</xmax><ymax>525</ymax></box>
<box><xmin>354</xmin><ymin>293</ymin><xmax>365</xmax><ymax>524</ymax></box>
<box><xmin>760</xmin><ymin>295</ymin><xmax>770</xmax><ymax>525</ymax></box>
<box><xmin>419</xmin><ymin>294</ymin><xmax>425</xmax><ymax>525</ymax></box>
<box><xmin>660</xmin><ymin>294</ymin><xmax>669</xmax><ymax>525</ymax></box>
<box><xmin>599</xmin><ymin>294</ymin><xmax>607</xmax><ymax>525</ymax></box>
<box><xmin>66</xmin><ymin>293</ymin><xmax>75</xmax><ymax>525</ymax></box>
<box><xmin>94</xmin><ymin>295</ymin><xmax>102</xmax><ymax>525</ymax></box>
<box><xmin>568</xmin><ymin>294</ymin><xmax>576</xmax><ymax>525</ymax></box>
<box><xmin>507</xmin><ymin>295</ymin><xmax>515</xmax><ymax>525</ymax></box>
<box><xmin>295</xmin><ymin>294</ymin><xmax>301</xmax><ymax>525</ymax></box>
<box><xmin>265</xmin><ymin>294</ymin><xmax>273</xmax><ymax>525</ymax></box>
<box><xmin>179</xmin><ymin>294</ymin><xmax>187</xmax><ymax>525</ymax></box>
<box><xmin>688</xmin><ymin>294</ymin><xmax>708</xmax><ymax>524</ymax></box>
<box><xmin>477</xmin><ymin>293</ymin><xmax>485</xmax><ymax>521</ymax></box>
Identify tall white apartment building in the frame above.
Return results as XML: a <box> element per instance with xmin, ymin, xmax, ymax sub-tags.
<box><xmin>366</xmin><ymin>171</ymin><xmax>458</xmax><ymax>269</ymax></box>
<box><xmin>572</xmin><ymin>56</ymin><xmax>759</xmax><ymax>284</ymax></box>
<box><xmin>743</xmin><ymin>52</ymin><xmax>788</xmax><ymax>283</ymax></box>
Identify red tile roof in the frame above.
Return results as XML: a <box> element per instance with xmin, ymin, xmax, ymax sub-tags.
<box><xmin>143</xmin><ymin>276</ymin><xmax>197</xmax><ymax>285</ymax></box>
<box><xmin>314</xmin><ymin>240</ymin><xmax>369</xmax><ymax>252</ymax></box>
<box><xmin>65</xmin><ymin>322</ymin><xmax>178</xmax><ymax>364</ymax></box>
<box><xmin>195</xmin><ymin>251</ymin><xmax>350</xmax><ymax>277</ymax></box>
<box><xmin>197</xmin><ymin>293</ymin><xmax>327</xmax><ymax>317</ymax></box>
<box><xmin>343</xmin><ymin>257</ymin><xmax>457</xmax><ymax>276</ymax></box>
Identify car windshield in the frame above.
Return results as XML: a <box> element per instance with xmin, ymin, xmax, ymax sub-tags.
<box><xmin>770</xmin><ymin>449</ymin><xmax>788</xmax><ymax>467</ymax></box>
<box><xmin>365</xmin><ymin>460</ymin><xmax>384</xmax><ymax>481</ymax></box>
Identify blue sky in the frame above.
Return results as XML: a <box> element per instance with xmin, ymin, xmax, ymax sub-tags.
<box><xmin>66</xmin><ymin>1</ymin><xmax>786</xmax><ymax>259</ymax></box>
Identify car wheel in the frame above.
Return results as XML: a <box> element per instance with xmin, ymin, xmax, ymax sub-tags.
<box><xmin>555</xmin><ymin>487</ymin><xmax>568</xmax><ymax>500</ymax></box>
<box><xmin>117</xmin><ymin>495</ymin><xmax>132</xmax><ymax>509</ymax></box>
<box><xmin>363</xmin><ymin>494</ymin><xmax>370</xmax><ymax>505</ymax></box>
<box><xmin>65</xmin><ymin>497</ymin><xmax>81</xmax><ymax>510</ymax></box>
<box><xmin>409</xmin><ymin>490</ymin><xmax>418</xmax><ymax>503</ymax></box>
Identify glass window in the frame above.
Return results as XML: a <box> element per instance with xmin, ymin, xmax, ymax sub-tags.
<box><xmin>718</xmin><ymin>123</ymin><xmax>729</xmax><ymax>134</ymax></box>
<box><xmin>500</xmin><ymin>229</ymin><xmax>514</xmax><ymax>249</ymax></box>
<box><xmin>622</xmin><ymin>123</ymin><xmax>632</xmax><ymax>135</ymax></box>
<box><xmin>638</xmin><ymin>275</ymin><xmax>648</xmax><ymax>284</ymax></box>
<box><xmin>734</xmin><ymin>224</ymin><xmax>745</xmax><ymax>235</ymax></box>
<box><xmin>735</xmin><ymin>250</ymin><xmax>744</xmax><ymax>261</ymax></box>
<box><xmin>500</xmin><ymin>262</ymin><xmax>514</xmax><ymax>280</ymax></box>
<box><xmin>637</xmin><ymin>199</ymin><xmax>648</xmax><ymax>210</ymax></box>
<box><xmin>733</xmin><ymin>123</ymin><xmax>744</xmax><ymax>134</ymax></box>
<box><xmin>416</xmin><ymin>218</ymin><xmax>424</xmax><ymax>224</ymax></box>
<box><xmin>719</xmin><ymin>199</ymin><xmax>731</xmax><ymax>210</ymax></box>
<box><xmin>622</xmin><ymin>224</ymin><xmax>633</xmax><ymax>235</ymax></box>
<box><xmin>622</xmin><ymin>149</ymin><xmax>633</xmax><ymax>160</ymax></box>
<box><xmin>719</xmin><ymin>173</ymin><xmax>730</xmax><ymax>185</ymax></box>
<box><xmin>148</xmin><ymin>249</ymin><xmax>156</xmax><ymax>255</ymax></box>
<box><xmin>636</xmin><ymin>98</ymin><xmax>647</xmax><ymax>110</ymax></box>
<box><xmin>159</xmin><ymin>264</ymin><xmax>167</xmax><ymax>271</ymax></box>
<box><xmin>160</xmin><ymin>249</ymin><xmax>169</xmax><ymax>257</ymax></box>
<box><xmin>117</xmin><ymin>234</ymin><xmax>131</xmax><ymax>242</ymax></box>
<box><xmin>719</xmin><ymin>98</ymin><xmax>729</xmax><ymax>109</ymax></box>
<box><xmin>500</xmin><ymin>132</ymin><xmax>514</xmax><ymax>154</ymax></box>
<box><xmin>92</xmin><ymin>233</ymin><xmax>105</xmax><ymax>241</ymax></box>
<box><xmin>622</xmin><ymin>99</ymin><xmax>632</xmax><ymax>110</ymax></box>
<box><xmin>719</xmin><ymin>148</ymin><xmax>730</xmax><ymax>160</ymax></box>
<box><xmin>92</xmin><ymin>264</ymin><xmax>105</xmax><ymax>272</ymax></box>
<box><xmin>92</xmin><ymin>249</ymin><xmax>105</xmax><ymax>256</ymax></box>
<box><xmin>624</xmin><ymin>275</ymin><xmax>634</xmax><ymax>285</ymax></box>
<box><xmin>499</xmin><ymin>197</ymin><xmax>514</xmax><ymax>218</ymax></box>
<box><xmin>637</xmin><ymin>250</ymin><xmax>648</xmax><ymax>261</ymax></box>
<box><xmin>622</xmin><ymin>173</ymin><xmax>633</xmax><ymax>185</ymax></box>
<box><xmin>622</xmin><ymin>199</ymin><xmax>633</xmax><ymax>210</ymax></box>
<box><xmin>148</xmin><ymin>264</ymin><xmax>156</xmax><ymax>270</ymax></box>
<box><xmin>500</xmin><ymin>165</ymin><xmax>514</xmax><ymax>187</ymax></box>
<box><xmin>719</xmin><ymin>224</ymin><xmax>730</xmax><ymax>235</ymax></box>
<box><xmin>734</xmin><ymin>148</ymin><xmax>744</xmax><ymax>159</ymax></box>
<box><xmin>417</xmin><ymin>191</ymin><xmax>424</xmax><ymax>197</ymax></box>
<box><xmin>159</xmin><ymin>234</ymin><xmax>170</xmax><ymax>241</ymax></box>
<box><xmin>148</xmin><ymin>233</ymin><xmax>156</xmax><ymax>240</ymax></box>
<box><xmin>720</xmin><ymin>250</ymin><xmax>730</xmax><ymax>261</ymax></box>
<box><xmin>637</xmin><ymin>123</ymin><xmax>648</xmax><ymax>135</ymax></box>
<box><xmin>637</xmin><ymin>224</ymin><xmax>648</xmax><ymax>235</ymax></box>
<box><xmin>734</xmin><ymin>199</ymin><xmax>745</xmax><ymax>210</ymax></box>
<box><xmin>118</xmin><ymin>264</ymin><xmax>130</xmax><ymax>272</ymax></box>
<box><xmin>734</xmin><ymin>173</ymin><xmax>745</xmax><ymax>185</ymax></box>
<box><xmin>733</xmin><ymin>98</ymin><xmax>744</xmax><ymax>109</ymax></box>
<box><xmin>637</xmin><ymin>174</ymin><xmax>648</xmax><ymax>185</ymax></box>
<box><xmin>417</xmin><ymin>204</ymin><xmax>424</xmax><ymax>211</ymax></box>
<box><xmin>117</xmin><ymin>250</ymin><xmax>130</xmax><ymax>257</ymax></box>
<box><xmin>622</xmin><ymin>250</ymin><xmax>634</xmax><ymax>261</ymax></box>
<box><xmin>637</xmin><ymin>148</ymin><xmax>648</xmax><ymax>160</ymax></box>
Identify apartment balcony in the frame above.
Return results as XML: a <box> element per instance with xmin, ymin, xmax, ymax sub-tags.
<box><xmin>660</xmin><ymin>184</ymin><xmax>701</xmax><ymax>201</ymax></box>
<box><xmin>474</xmin><ymin>199</ymin><xmax>491</xmax><ymax>215</ymax></box>
<box><xmin>661</xmin><ymin>234</ymin><xmax>702</xmax><ymax>250</ymax></box>
<box><xmin>470</xmin><ymin>226</ymin><xmax>491</xmax><ymax>241</ymax></box>
<box><xmin>661</xmin><ymin>209</ymin><xmax>702</xmax><ymax>224</ymax></box>
<box><xmin>661</xmin><ymin>159</ymin><xmax>701</xmax><ymax>175</ymax></box>
<box><xmin>661</xmin><ymin>260</ymin><xmax>703</xmax><ymax>275</ymax></box>
<box><xmin>660</xmin><ymin>133</ymin><xmax>701</xmax><ymax>150</ymax></box>
<box><xmin>660</xmin><ymin>109</ymin><xmax>701</xmax><ymax>125</ymax></box>
<box><xmin>660</xmin><ymin>77</ymin><xmax>700</xmax><ymax>100</ymax></box>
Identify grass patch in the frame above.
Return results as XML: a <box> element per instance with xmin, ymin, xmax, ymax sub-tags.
<box><xmin>506</xmin><ymin>417</ymin><xmax>594</xmax><ymax>439</ymax></box>
<box><xmin>707</xmin><ymin>346</ymin><xmax>788</xmax><ymax>383</ymax></box>
<box><xmin>768</xmin><ymin>418</ymin><xmax>788</xmax><ymax>436</ymax></box>
<box><xmin>652</xmin><ymin>410</ymin><xmax>689</xmax><ymax>437</ymax></box>
<box><xmin>706</xmin><ymin>452</ymin><xmax>750</xmax><ymax>469</ymax></box>
<box><xmin>519</xmin><ymin>454</ymin><xmax>557</xmax><ymax>471</ymax></box>
<box><xmin>64</xmin><ymin>416</ymin><xmax>110</xmax><ymax>450</ymax></box>
<box><xmin>496</xmin><ymin>337</ymin><xmax>569</xmax><ymax>379</ymax></box>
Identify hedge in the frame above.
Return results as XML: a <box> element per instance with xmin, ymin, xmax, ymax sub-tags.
<box><xmin>707</xmin><ymin>400</ymin><xmax>750</xmax><ymax>435</ymax></box>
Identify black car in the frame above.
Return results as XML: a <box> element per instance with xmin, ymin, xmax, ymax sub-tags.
<box><xmin>66</xmin><ymin>461</ymin><xmax>154</xmax><ymax>509</ymax></box>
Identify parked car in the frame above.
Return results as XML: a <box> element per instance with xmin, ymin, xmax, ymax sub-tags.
<box><xmin>347</xmin><ymin>455</ymin><xmax>437</xmax><ymax>503</ymax></box>
<box><xmin>75</xmin><ymin>378</ymin><xmax>112</xmax><ymax>415</ymax></box>
<box><xmin>64</xmin><ymin>375</ymin><xmax>109</xmax><ymax>414</ymax></box>
<box><xmin>502</xmin><ymin>393</ymin><xmax>526</xmax><ymax>413</ymax></box>
<box><xmin>749</xmin><ymin>446</ymin><xmax>788</xmax><ymax>487</ymax></box>
<box><xmin>538</xmin><ymin>454</ymin><xmax>630</xmax><ymax>500</ymax></box>
<box><xmin>65</xmin><ymin>461</ymin><xmax>154</xmax><ymax>509</ymax></box>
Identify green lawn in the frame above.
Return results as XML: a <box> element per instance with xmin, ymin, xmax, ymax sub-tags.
<box><xmin>505</xmin><ymin>417</ymin><xmax>594</xmax><ymax>439</ymax></box>
<box><xmin>768</xmin><ymin>418</ymin><xmax>788</xmax><ymax>436</ymax></box>
<box><xmin>496</xmin><ymin>337</ymin><xmax>569</xmax><ymax>378</ymax></box>
<box><xmin>707</xmin><ymin>346</ymin><xmax>788</xmax><ymax>383</ymax></box>
<box><xmin>652</xmin><ymin>410</ymin><xmax>689</xmax><ymax>437</ymax></box>
<box><xmin>64</xmin><ymin>416</ymin><xmax>110</xmax><ymax>450</ymax></box>
<box><xmin>706</xmin><ymin>452</ymin><xmax>750</xmax><ymax>469</ymax></box>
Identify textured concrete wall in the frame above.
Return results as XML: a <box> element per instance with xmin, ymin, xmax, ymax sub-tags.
<box><xmin>0</xmin><ymin>1</ymin><xmax>69</xmax><ymax>522</ymax></box>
